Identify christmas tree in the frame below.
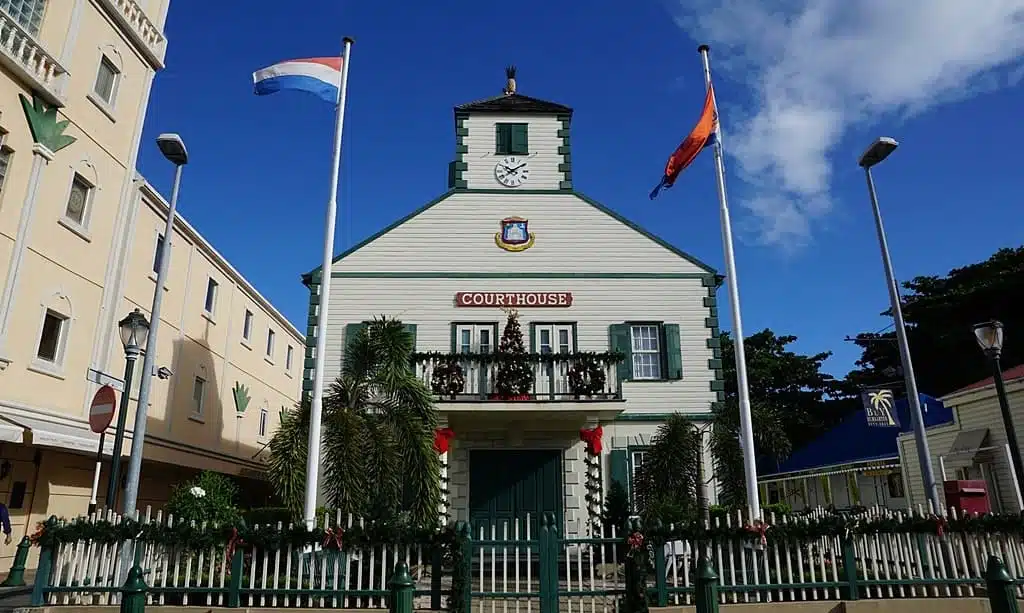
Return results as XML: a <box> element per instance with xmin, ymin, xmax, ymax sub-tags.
<box><xmin>495</xmin><ymin>309</ymin><xmax>534</xmax><ymax>397</ymax></box>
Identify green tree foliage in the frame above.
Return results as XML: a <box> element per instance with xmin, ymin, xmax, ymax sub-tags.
<box><xmin>494</xmin><ymin>309</ymin><xmax>534</xmax><ymax>396</ymax></box>
<box><xmin>847</xmin><ymin>246</ymin><xmax>1024</xmax><ymax>397</ymax></box>
<box><xmin>167</xmin><ymin>471</ymin><xmax>241</xmax><ymax>527</ymax></box>
<box><xmin>267</xmin><ymin>317</ymin><xmax>441</xmax><ymax>526</ymax></box>
<box><xmin>710</xmin><ymin>398</ymin><xmax>792</xmax><ymax>508</ymax></box>
<box><xmin>633</xmin><ymin>414</ymin><xmax>701</xmax><ymax>523</ymax></box>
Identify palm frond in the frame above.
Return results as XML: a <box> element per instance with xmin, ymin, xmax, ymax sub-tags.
<box><xmin>634</xmin><ymin>415</ymin><xmax>701</xmax><ymax>522</ymax></box>
<box><xmin>321</xmin><ymin>403</ymin><xmax>370</xmax><ymax>516</ymax></box>
<box><xmin>266</xmin><ymin>401</ymin><xmax>310</xmax><ymax>516</ymax></box>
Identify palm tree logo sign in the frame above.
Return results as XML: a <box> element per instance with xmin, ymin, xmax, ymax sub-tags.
<box><xmin>864</xmin><ymin>389</ymin><xmax>898</xmax><ymax>427</ymax></box>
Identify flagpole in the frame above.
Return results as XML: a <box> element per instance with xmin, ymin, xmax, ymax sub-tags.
<box><xmin>697</xmin><ymin>44</ymin><xmax>761</xmax><ymax>519</ymax></box>
<box><xmin>304</xmin><ymin>36</ymin><xmax>354</xmax><ymax>529</ymax></box>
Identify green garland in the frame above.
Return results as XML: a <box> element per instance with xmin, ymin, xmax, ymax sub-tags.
<box><xmin>413</xmin><ymin>350</ymin><xmax>623</xmax><ymax>366</ymax></box>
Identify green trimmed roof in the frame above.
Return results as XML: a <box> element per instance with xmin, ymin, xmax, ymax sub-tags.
<box><xmin>301</xmin><ymin>190</ymin><xmax>717</xmax><ymax>285</ymax></box>
<box><xmin>455</xmin><ymin>92</ymin><xmax>573</xmax><ymax>116</ymax></box>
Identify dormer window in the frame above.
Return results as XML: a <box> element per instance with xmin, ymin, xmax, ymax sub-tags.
<box><xmin>496</xmin><ymin>123</ymin><xmax>528</xmax><ymax>155</ymax></box>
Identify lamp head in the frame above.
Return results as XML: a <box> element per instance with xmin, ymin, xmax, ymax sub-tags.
<box><xmin>973</xmin><ymin>320</ymin><xmax>1004</xmax><ymax>357</ymax></box>
<box><xmin>858</xmin><ymin>136</ymin><xmax>899</xmax><ymax>168</ymax></box>
<box><xmin>156</xmin><ymin>133</ymin><xmax>188</xmax><ymax>166</ymax></box>
<box><xmin>118</xmin><ymin>308</ymin><xmax>151</xmax><ymax>352</ymax></box>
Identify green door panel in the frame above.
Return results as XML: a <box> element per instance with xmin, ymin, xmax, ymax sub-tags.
<box><xmin>469</xmin><ymin>450</ymin><xmax>563</xmax><ymax>537</ymax></box>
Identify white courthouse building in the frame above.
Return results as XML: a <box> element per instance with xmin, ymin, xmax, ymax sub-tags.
<box><xmin>301</xmin><ymin>72</ymin><xmax>723</xmax><ymax>538</ymax></box>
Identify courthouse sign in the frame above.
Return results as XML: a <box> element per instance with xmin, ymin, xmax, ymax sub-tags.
<box><xmin>455</xmin><ymin>292</ymin><xmax>573</xmax><ymax>307</ymax></box>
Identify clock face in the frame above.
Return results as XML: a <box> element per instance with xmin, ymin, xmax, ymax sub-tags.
<box><xmin>494</xmin><ymin>156</ymin><xmax>530</xmax><ymax>188</ymax></box>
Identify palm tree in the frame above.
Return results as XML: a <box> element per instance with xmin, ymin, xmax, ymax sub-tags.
<box><xmin>267</xmin><ymin>316</ymin><xmax>441</xmax><ymax>526</ymax></box>
<box><xmin>710</xmin><ymin>398</ymin><xmax>792</xmax><ymax>509</ymax></box>
<box><xmin>633</xmin><ymin>414</ymin><xmax>702</xmax><ymax>524</ymax></box>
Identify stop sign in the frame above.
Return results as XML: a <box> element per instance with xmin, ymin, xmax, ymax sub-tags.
<box><xmin>89</xmin><ymin>385</ymin><xmax>117</xmax><ymax>434</ymax></box>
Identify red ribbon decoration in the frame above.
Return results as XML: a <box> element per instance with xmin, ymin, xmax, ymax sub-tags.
<box><xmin>934</xmin><ymin>515</ymin><xmax>947</xmax><ymax>538</ymax></box>
<box><xmin>434</xmin><ymin>428</ymin><xmax>455</xmax><ymax>454</ymax></box>
<box><xmin>745</xmin><ymin>520</ymin><xmax>769</xmax><ymax>546</ymax></box>
<box><xmin>226</xmin><ymin>527</ymin><xmax>244</xmax><ymax>561</ymax></box>
<box><xmin>322</xmin><ymin>527</ymin><xmax>344</xmax><ymax>550</ymax></box>
<box><xmin>579</xmin><ymin>425</ymin><xmax>603</xmax><ymax>456</ymax></box>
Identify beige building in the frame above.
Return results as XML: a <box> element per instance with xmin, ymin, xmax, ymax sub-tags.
<box><xmin>0</xmin><ymin>0</ymin><xmax>303</xmax><ymax>570</ymax></box>
<box><xmin>898</xmin><ymin>364</ymin><xmax>1024</xmax><ymax>514</ymax></box>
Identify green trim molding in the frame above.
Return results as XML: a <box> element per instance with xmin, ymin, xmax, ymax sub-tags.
<box><xmin>301</xmin><ymin>189</ymin><xmax>718</xmax><ymax>285</ymax></box>
<box><xmin>301</xmin><ymin>277</ymin><xmax>321</xmax><ymax>397</ymax></box>
<box><xmin>704</xmin><ymin>276</ymin><xmax>725</xmax><ymax>408</ymax></box>
<box><xmin>328</xmin><ymin>271</ymin><xmax>716</xmax><ymax>280</ymax></box>
<box><xmin>612</xmin><ymin>412</ymin><xmax>713</xmax><ymax>422</ymax></box>
<box><xmin>452</xmin><ymin>112</ymin><xmax>468</xmax><ymax>189</ymax></box>
<box><xmin>557</xmin><ymin>114</ymin><xmax>572</xmax><ymax>191</ymax></box>
<box><xmin>19</xmin><ymin>94</ymin><xmax>75</xmax><ymax>152</ymax></box>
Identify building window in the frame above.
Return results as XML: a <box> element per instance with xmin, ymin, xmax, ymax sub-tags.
<box><xmin>192</xmin><ymin>376</ymin><xmax>206</xmax><ymax>416</ymax></box>
<box><xmin>36</xmin><ymin>309</ymin><xmax>67</xmax><ymax>362</ymax></box>
<box><xmin>495</xmin><ymin>123</ymin><xmax>528</xmax><ymax>155</ymax></box>
<box><xmin>258</xmin><ymin>407</ymin><xmax>268</xmax><ymax>437</ymax></box>
<box><xmin>286</xmin><ymin>345</ymin><xmax>293</xmax><ymax>370</ymax></box>
<box><xmin>630</xmin><ymin>325</ymin><xmax>662</xmax><ymax>380</ymax></box>
<box><xmin>1</xmin><ymin>0</ymin><xmax>46</xmax><ymax>37</ymax></box>
<box><xmin>266</xmin><ymin>329</ymin><xmax>275</xmax><ymax>358</ymax></box>
<box><xmin>93</xmin><ymin>55</ymin><xmax>120</xmax><ymax>105</ymax></box>
<box><xmin>203</xmin><ymin>278</ymin><xmax>218</xmax><ymax>314</ymax></box>
<box><xmin>152</xmin><ymin>233</ymin><xmax>164</xmax><ymax>274</ymax></box>
<box><xmin>64</xmin><ymin>173</ymin><xmax>92</xmax><ymax>226</ymax></box>
<box><xmin>243</xmin><ymin>310</ymin><xmax>253</xmax><ymax>341</ymax></box>
<box><xmin>0</xmin><ymin>131</ymin><xmax>12</xmax><ymax>198</ymax></box>
<box><xmin>629</xmin><ymin>449</ymin><xmax>647</xmax><ymax>510</ymax></box>
<box><xmin>887</xmin><ymin>473</ymin><xmax>905</xmax><ymax>498</ymax></box>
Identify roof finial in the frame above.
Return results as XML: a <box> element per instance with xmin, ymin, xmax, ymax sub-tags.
<box><xmin>504</xmin><ymin>65</ymin><xmax>517</xmax><ymax>95</ymax></box>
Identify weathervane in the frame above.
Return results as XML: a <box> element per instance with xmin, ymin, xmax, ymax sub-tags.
<box><xmin>504</xmin><ymin>65</ymin><xmax>517</xmax><ymax>95</ymax></box>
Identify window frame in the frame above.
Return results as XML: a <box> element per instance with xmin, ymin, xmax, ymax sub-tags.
<box><xmin>203</xmin><ymin>277</ymin><xmax>218</xmax><ymax>316</ymax></box>
<box><xmin>495</xmin><ymin>123</ymin><xmax>529</xmax><ymax>155</ymax></box>
<box><xmin>0</xmin><ymin>129</ymin><xmax>12</xmax><ymax>208</ymax></box>
<box><xmin>34</xmin><ymin>308</ymin><xmax>68</xmax><ymax>366</ymax></box>
<box><xmin>152</xmin><ymin>233</ymin><xmax>164</xmax><ymax>274</ymax></box>
<box><xmin>62</xmin><ymin>172</ymin><xmax>94</xmax><ymax>230</ymax></box>
<box><xmin>191</xmin><ymin>375</ymin><xmax>206</xmax><ymax>419</ymax></box>
<box><xmin>285</xmin><ymin>344</ymin><xmax>294</xmax><ymax>372</ymax></box>
<box><xmin>258</xmin><ymin>406</ymin><xmax>268</xmax><ymax>438</ymax></box>
<box><xmin>92</xmin><ymin>54</ymin><xmax>120</xmax><ymax>106</ymax></box>
<box><xmin>2</xmin><ymin>0</ymin><xmax>46</xmax><ymax>37</ymax></box>
<box><xmin>627</xmin><ymin>445</ymin><xmax>649</xmax><ymax>513</ymax></box>
<box><xmin>266</xmin><ymin>328</ymin><xmax>276</xmax><ymax>360</ymax></box>
<box><xmin>242</xmin><ymin>309</ymin><xmax>253</xmax><ymax>342</ymax></box>
<box><xmin>629</xmin><ymin>323</ymin><xmax>663</xmax><ymax>380</ymax></box>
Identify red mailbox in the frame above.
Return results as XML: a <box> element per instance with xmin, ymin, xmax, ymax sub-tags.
<box><xmin>943</xmin><ymin>480</ymin><xmax>991</xmax><ymax>515</ymax></box>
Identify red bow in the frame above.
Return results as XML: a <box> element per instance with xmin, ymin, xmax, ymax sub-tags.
<box><xmin>579</xmin><ymin>425</ymin><xmax>603</xmax><ymax>455</ymax></box>
<box><xmin>933</xmin><ymin>515</ymin><xmax>947</xmax><ymax>538</ymax></box>
<box><xmin>226</xmin><ymin>527</ymin><xmax>245</xmax><ymax>561</ymax></box>
<box><xmin>745</xmin><ymin>520</ymin><xmax>769</xmax><ymax>546</ymax></box>
<box><xmin>434</xmin><ymin>428</ymin><xmax>455</xmax><ymax>454</ymax></box>
<box><xmin>323</xmin><ymin>527</ymin><xmax>344</xmax><ymax>550</ymax></box>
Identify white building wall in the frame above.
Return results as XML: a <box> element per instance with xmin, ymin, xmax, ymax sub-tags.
<box><xmin>461</xmin><ymin>114</ymin><xmax>564</xmax><ymax>191</ymax></box>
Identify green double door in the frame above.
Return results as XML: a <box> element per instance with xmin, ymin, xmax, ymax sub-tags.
<box><xmin>469</xmin><ymin>450</ymin><xmax>563</xmax><ymax>538</ymax></box>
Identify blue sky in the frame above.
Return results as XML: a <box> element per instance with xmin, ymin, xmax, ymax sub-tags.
<box><xmin>136</xmin><ymin>1</ymin><xmax>1024</xmax><ymax>383</ymax></box>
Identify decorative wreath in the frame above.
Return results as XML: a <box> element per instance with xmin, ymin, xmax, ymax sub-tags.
<box><xmin>431</xmin><ymin>360</ymin><xmax>466</xmax><ymax>397</ymax></box>
<box><xmin>568</xmin><ymin>357</ymin><xmax>606</xmax><ymax>396</ymax></box>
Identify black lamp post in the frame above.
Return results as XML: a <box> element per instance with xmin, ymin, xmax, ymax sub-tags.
<box><xmin>973</xmin><ymin>320</ymin><xmax>1024</xmax><ymax>501</ymax></box>
<box><xmin>105</xmin><ymin>308</ymin><xmax>150</xmax><ymax>510</ymax></box>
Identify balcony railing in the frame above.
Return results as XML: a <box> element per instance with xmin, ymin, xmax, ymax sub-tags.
<box><xmin>414</xmin><ymin>352</ymin><xmax>624</xmax><ymax>402</ymax></box>
<box><xmin>0</xmin><ymin>10</ymin><xmax>67</xmax><ymax>106</ymax></box>
<box><xmin>98</xmin><ymin>0</ymin><xmax>166</xmax><ymax>68</ymax></box>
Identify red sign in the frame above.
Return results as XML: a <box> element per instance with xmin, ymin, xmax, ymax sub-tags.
<box><xmin>89</xmin><ymin>385</ymin><xmax>117</xmax><ymax>434</ymax></box>
<box><xmin>455</xmin><ymin>292</ymin><xmax>573</xmax><ymax>308</ymax></box>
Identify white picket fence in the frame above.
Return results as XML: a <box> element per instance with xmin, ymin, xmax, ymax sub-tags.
<box><xmin>45</xmin><ymin>507</ymin><xmax>443</xmax><ymax>609</ymax></box>
<box><xmin>39</xmin><ymin>504</ymin><xmax>1024</xmax><ymax>610</ymax></box>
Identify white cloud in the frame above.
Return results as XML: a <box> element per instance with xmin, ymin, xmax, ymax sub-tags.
<box><xmin>672</xmin><ymin>0</ymin><xmax>1024</xmax><ymax>247</ymax></box>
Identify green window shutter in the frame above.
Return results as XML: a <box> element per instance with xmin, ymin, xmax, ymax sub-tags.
<box><xmin>495</xmin><ymin>124</ymin><xmax>511</xmax><ymax>154</ymax></box>
<box><xmin>663</xmin><ymin>323</ymin><xmax>682</xmax><ymax>380</ymax></box>
<box><xmin>609</xmin><ymin>449</ymin><xmax>629</xmax><ymax>498</ymax></box>
<box><xmin>608</xmin><ymin>324</ymin><xmax>632</xmax><ymax>382</ymax></box>
<box><xmin>403</xmin><ymin>323</ymin><xmax>418</xmax><ymax>349</ymax></box>
<box><xmin>344</xmin><ymin>322</ymin><xmax>367</xmax><ymax>354</ymax></box>
<box><xmin>511</xmin><ymin>124</ymin><xmax>528</xmax><ymax>154</ymax></box>
<box><xmin>447</xmin><ymin>161</ymin><xmax>457</xmax><ymax>189</ymax></box>
<box><xmin>529</xmin><ymin>323</ymin><xmax>536</xmax><ymax>353</ymax></box>
<box><xmin>450</xmin><ymin>323</ymin><xmax>458</xmax><ymax>353</ymax></box>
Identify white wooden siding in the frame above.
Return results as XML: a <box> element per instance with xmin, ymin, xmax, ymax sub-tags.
<box><xmin>898</xmin><ymin>380</ymin><xmax>1024</xmax><ymax>513</ymax></box>
<box><xmin>330</xmin><ymin>192</ymin><xmax>711</xmax><ymax>274</ymax></box>
<box><xmin>462</xmin><ymin>114</ymin><xmax>563</xmax><ymax>190</ymax></box>
<box><xmin>320</xmin><ymin>276</ymin><xmax>715</xmax><ymax>415</ymax></box>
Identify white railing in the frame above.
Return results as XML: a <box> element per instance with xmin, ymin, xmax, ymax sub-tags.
<box><xmin>45</xmin><ymin>508</ymin><xmax>443</xmax><ymax>609</ymax></box>
<box><xmin>98</xmin><ymin>0</ymin><xmax>166</xmax><ymax>67</ymax></box>
<box><xmin>0</xmin><ymin>10</ymin><xmax>67</xmax><ymax>105</ymax></box>
<box><xmin>417</xmin><ymin>357</ymin><xmax>621</xmax><ymax>401</ymax></box>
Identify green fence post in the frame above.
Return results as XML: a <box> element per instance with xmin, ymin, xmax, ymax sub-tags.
<box><xmin>652</xmin><ymin>521</ymin><xmax>667</xmax><ymax>607</ymax></box>
<box><xmin>0</xmin><ymin>536</ymin><xmax>31</xmax><ymax>587</ymax></box>
<box><xmin>455</xmin><ymin>522</ymin><xmax>472</xmax><ymax>613</ymax></box>
<box><xmin>548</xmin><ymin>514</ymin><xmax>561</xmax><ymax>613</ymax></box>
<box><xmin>694</xmin><ymin>556</ymin><xmax>719</xmax><ymax>613</ymax></box>
<box><xmin>120</xmin><ymin>563</ymin><xmax>147</xmax><ymax>613</ymax></box>
<box><xmin>841</xmin><ymin>536</ymin><xmax>859</xmax><ymax>600</ymax></box>
<box><xmin>538</xmin><ymin>514</ymin><xmax>554</xmax><ymax>613</ymax></box>
<box><xmin>430</xmin><ymin>544</ymin><xmax>443</xmax><ymax>610</ymax></box>
<box><xmin>986</xmin><ymin>555</ymin><xmax>1021</xmax><ymax>613</ymax></box>
<box><xmin>227</xmin><ymin>548</ymin><xmax>244</xmax><ymax>607</ymax></box>
<box><xmin>390</xmin><ymin>562</ymin><xmax>414</xmax><ymax>613</ymax></box>
<box><xmin>30</xmin><ymin>543</ymin><xmax>53</xmax><ymax>606</ymax></box>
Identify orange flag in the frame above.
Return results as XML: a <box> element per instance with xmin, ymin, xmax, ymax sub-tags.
<box><xmin>650</xmin><ymin>84</ymin><xmax>719</xmax><ymax>199</ymax></box>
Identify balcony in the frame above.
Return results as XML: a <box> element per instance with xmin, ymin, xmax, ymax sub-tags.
<box><xmin>415</xmin><ymin>352</ymin><xmax>626</xmax><ymax>418</ymax></box>
<box><xmin>0</xmin><ymin>10</ymin><xmax>68</xmax><ymax>106</ymax></box>
<box><xmin>97</xmin><ymin>0</ymin><xmax>166</xmax><ymax>69</ymax></box>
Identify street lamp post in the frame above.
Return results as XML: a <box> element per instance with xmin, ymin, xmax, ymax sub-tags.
<box><xmin>859</xmin><ymin>136</ymin><xmax>942</xmax><ymax>514</ymax></box>
<box><xmin>103</xmin><ymin>308</ymin><xmax>150</xmax><ymax>511</ymax></box>
<box><xmin>120</xmin><ymin>134</ymin><xmax>188</xmax><ymax>519</ymax></box>
<box><xmin>972</xmin><ymin>320</ymin><xmax>1024</xmax><ymax>501</ymax></box>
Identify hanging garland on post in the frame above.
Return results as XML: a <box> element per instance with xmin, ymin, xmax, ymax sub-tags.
<box><xmin>579</xmin><ymin>425</ymin><xmax>604</xmax><ymax>534</ymax></box>
<box><xmin>434</xmin><ymin>428</ymin><xmax>456</xmax><ymax>523</ymax></box>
